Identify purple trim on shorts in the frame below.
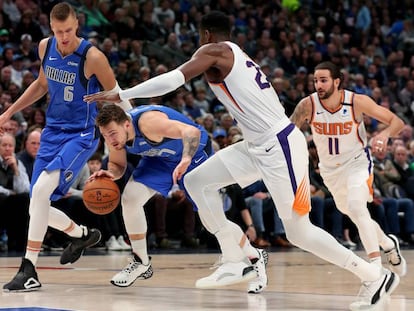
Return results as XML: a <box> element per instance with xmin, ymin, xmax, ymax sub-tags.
<box><xmin>277</xmin><ymin>123</ymin><xmax>297</xmax><ymax>192</ymax></box>
<box><xmin>364</xmin><ymin>146</ymin><xmax>372</xmax><ymax>174</ymax></box>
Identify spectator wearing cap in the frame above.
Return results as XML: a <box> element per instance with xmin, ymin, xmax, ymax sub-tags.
<box><xmin>16</xmin><ymin>33</ymin><xmax>39</xmax><ymax>70</ymax></box>
<box><xmin>292</xmin><ymin>66</ymin><xmax>308</xmax><ymax>86</ymax></box>
<box><xmin>10</xmin><ymin>54</ymin><xmax>28</xmax><ymax>89</ymax></box>
<box><xmin>212</xmin><ymin>104</ymin><xmax>227</xmax><ymax>124</ymax></box>
<box><xmin>0</xmin><ymin>29</ymin><xmax>10</xmax><ymax>55</ymax></box>
<box><xmin>213</xmin><ymin>128</ymin><xmax>227</xmax><ymax>149</ymax></box>
<box><xmin>315</xmin><ymin>31</ymin><xmax>328</xmax><ymax>58</ymax></box>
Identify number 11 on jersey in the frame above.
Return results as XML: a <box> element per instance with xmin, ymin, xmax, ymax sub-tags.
<box><xmin>328</xmin><ymin>137</ymin><xmax>339</xmax><ymax>155</ymax></box>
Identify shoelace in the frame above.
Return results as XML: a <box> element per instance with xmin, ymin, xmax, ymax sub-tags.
<box><xmin>122</xmin><ymin>258</ymin><xmax>140</xmax><ymax>274</ymax></box>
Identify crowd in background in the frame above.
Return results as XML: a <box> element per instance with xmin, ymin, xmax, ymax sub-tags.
<box><xmin>1</xmin><ymin>0</ymin><xmax>414</xmax><ymax>252</ymax></box>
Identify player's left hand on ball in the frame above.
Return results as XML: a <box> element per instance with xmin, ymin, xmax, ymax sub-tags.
<box><xmin>88</xmin><ymin>169</ymin><xmax>114</xmax><ymax>182</ymax></box>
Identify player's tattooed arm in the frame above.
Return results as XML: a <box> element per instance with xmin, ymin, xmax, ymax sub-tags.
<box><xmin>182</xmin><ymin>135</ymin><xmax>199</xmax><ymax>160</ymax></box>
<box><xmin>290</xmin><ymin>97</ymin><xmax>312</xmax><ymax>128</ymax></box>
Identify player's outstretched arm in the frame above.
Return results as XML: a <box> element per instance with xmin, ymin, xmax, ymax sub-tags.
<box><xmin>83</xmin><ymin>44</ymin><xmax>220</xmax><ymax>104</ymax></box>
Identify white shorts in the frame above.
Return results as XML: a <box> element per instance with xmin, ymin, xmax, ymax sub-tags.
<box><xmin>216</xmin><ymin>123</ymin><xmax>311</xmax><ymax>220</ymax></box>
<box><xmin>319</xmin><ymin>156</ymin><xmax>373</xmax><ymax>213</ymax></box>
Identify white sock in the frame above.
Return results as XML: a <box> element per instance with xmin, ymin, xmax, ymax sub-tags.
<box><xmin>131</xmin><ymin>238</ymin><xmax>149</xmax><ymax>265</ymax></box>
<box><xmin>370</xmin><ymin>256</ymin><xmax>382</xmax><ymax>268</ymax></box>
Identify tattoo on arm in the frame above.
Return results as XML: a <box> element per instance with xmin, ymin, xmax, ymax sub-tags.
<box><xmin>290</xmin><ymin>101</ymin><xmax>309</xmax><ymax>128</ymax></box>
<box><xmin>182</xmin><ymin>135</ymin><xmax>199</xmax><ymax>159</ymax></box>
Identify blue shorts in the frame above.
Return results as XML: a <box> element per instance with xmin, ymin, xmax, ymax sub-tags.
<box><xmin>31</xmin><ymin>126</ymin><xmax>99</xmax><ymax>201</ymax></box>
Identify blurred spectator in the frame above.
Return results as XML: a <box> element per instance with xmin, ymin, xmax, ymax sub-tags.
<box><xmin>212</xmin><ymin>127</ymin><xmax>227</xmax><ymax>149</ymax></box>
<box><xmin>13</xmin><ymin>9</ymin><xmax>43</xmax><ymax>44</ymax></box>
<box><xmin>38</xmin><ymin>12</ymin><xmax>51</xmax><ymax>37</ymax></box>
<box><xmin>183</xmin><ymin>91</ymin><xmax>205</xmax><ymax>120</ymax></box>
<box><xmin>77</xmin><ymin>0</ymin><xmax>110</xmax><ymax>34</ymax></box>
<box><xmin>0</xmin><ymin>133</ymin><xmax>30</xmax><ymax>251</ymax></box>
<box><xmin>17</xmin><ymin>126</ymin><xmax>41</xmax><ymax>181</ymax></box>
<box><xmin>0</xmin><ymin>28</ymin><xmax>10</xmax><ymax>55</ymax></box>
<box><xmin>2</xmin><ymin>0</ymin><xmax>21</xmax><ymax>26</ymax></box>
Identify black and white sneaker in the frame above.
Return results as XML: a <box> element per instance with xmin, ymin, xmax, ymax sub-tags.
<box><xmin>248</xmin><ymin>248</ymin><xmax>269</xmax><ymax>294</ymax></box>
<box><xmin>60</xmin><ymin>226</ymin><xmax>101</xmax><ymax>265</ymax></box>
<box><xmin>349</xmin><ymin>268</ymin><xmax>400</xmax><ymax>310</ymax></box>
<box><xmin>385</xmin><ymin>234</ymin><xmax>407</xmax><ymax>277</ymax></box>
<box><xmin>3</xmin><ymin>258</ymin><xmax>41</xmax><ymax>292</ymax></box>
<box><xmin>111</xmin><ymin>253</ymin><xmax>153</xmax><ymax>287</ymax></box>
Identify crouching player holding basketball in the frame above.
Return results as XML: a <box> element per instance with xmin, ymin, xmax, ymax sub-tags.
<box><xmin>90</xmin><ymin>104</ymin><xmax>268</xmax><ymax>293</ymax></box>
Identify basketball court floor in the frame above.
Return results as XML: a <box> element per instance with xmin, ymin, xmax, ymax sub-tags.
<box><xmin>1</xmin><ymin>248</ymin><xmax>413</xmax><ymax>311</ymax></box>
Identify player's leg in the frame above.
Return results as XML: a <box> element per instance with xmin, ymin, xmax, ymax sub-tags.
<box><xmin>324</xmin><ymin>168</ymin><xmax>406</xmax><ymax>276</ymax></box>
<box><xmin>54</xmin><ymin>135</ymin><xmax>102</xmax><ymax>265</ymax></box>
<box><xmin>110</xmin><ymin>178</ymin><xmax>156</xmax><ymax>287</ymax></box>
<box><xmin>2</xmin><ymin>168</ymin><xmax>60</xmax><ymax>292</ymax></box>
<box><xmin>184</xmin><ymin>142</ymin><xmax>260</xmax><ymax>289</ymax></box>
<box><xmin>265</xmin><ymin>128</ymin><xmax>399</xmax><ymax>309</ymax></box>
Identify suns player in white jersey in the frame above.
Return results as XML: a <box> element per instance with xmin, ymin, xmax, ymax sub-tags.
<box><xmin>84</xmin><ymin>12</ymin><xmax>399</xmax><ymax>308</ymax></box>
<box><xmin>291</xmin><ymin>61</ymin><xmax>407</xmax><ymax>278</ymax></box>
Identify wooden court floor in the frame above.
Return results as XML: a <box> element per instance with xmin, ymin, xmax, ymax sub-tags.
<box><xmin>0</xmin><ymin>248</ymin><xmax>413</xmax><ymax>311</ymax></box>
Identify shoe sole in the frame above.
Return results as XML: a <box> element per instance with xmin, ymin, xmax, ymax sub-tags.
<box><xmin>196</xmin><ymin>266</ymin><xmax>257</xmax><ymax>289</ymax></box>
<box><xmin>3</xmin><ymin>286</ymin><xmax>41</xmax><ymax>293</ymax></box>
<box><xmin>387</xmin><ymin>234</ymin><xmax>407</xmax><ymax>277</ymax></box>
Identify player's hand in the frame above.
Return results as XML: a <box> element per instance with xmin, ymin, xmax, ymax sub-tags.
<box><xmin>371</xmin><ymin>133</ymin><xmax>388</xmax><ymax>152</ymax></box>
<box><xmin>84</xmin><ymin>91</ymin><xmax>121</xmax><ymax>104</ymax></box>
<box><xmin>0</xmin><ymin>113</ymin><xmax>11</xmax><ymax>135</ymax></box>
<box><xmin>88</xmin><ymin>169</ymin><xmax>115</xmax><ymax>182</ymax></box>
<box><xmin>172</xmin><ymin>156</ymin><xmax>191</xmax><ymax>184</ymax></box>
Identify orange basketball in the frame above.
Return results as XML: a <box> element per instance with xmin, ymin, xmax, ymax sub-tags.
<box><xmin>82</xmin><ymin>177</ymin><xmax>120</xmax><ymax>215</ymax></box>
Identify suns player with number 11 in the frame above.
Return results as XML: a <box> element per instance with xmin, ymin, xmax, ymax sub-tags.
<box><xmin>84</xmin><ymin>12</ymin><xmax>398</xmax><ymax>307</ymax></box>
<box><xmin>291</xmin><ymin>61</ymin><xmax>406</xmax><ymax>309</ymax></box>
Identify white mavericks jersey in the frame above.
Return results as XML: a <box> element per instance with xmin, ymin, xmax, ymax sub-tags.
<box><xmin>207</xmin><ymin>41</ymin><xmax>290</xmax><ymax>144</ymax></box>
<box><xmin>310</xmin><ymin>90</ymin><xmax>369</xmax><ymax>169</ymax></box>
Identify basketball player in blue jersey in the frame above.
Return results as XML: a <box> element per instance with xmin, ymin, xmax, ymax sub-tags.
<box><xmin>1</xmin><ymin>2</ymin><xmax>131</xmax><ymax>292</ymax></box>
<box><xmin>84</xmin><ymin>11</ymin><xmax>399</xmax><ymax>307</ymax></box>
<box><xmin>290</xmin><ymin>61</ymin><xmax>406</xmax><ymax>307</ymax></box>
<box><xmin>90</xmin><ymin>103</ymin><xmax>267</xmax><ymax>291</ymax></box>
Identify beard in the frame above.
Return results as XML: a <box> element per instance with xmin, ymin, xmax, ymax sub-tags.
<box><xmin>317</xmin><ymin>83</ymin><xmax>335</xmax><ymax>99</ymax></box>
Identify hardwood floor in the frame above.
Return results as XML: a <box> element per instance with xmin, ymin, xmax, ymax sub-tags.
<box><xmin>1</xmin><ymin>248</ymin><xmax>413</xmax><ymax>310</ymax></box>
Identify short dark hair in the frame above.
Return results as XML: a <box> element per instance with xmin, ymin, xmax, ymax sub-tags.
<box><xmin>200</xmin><ymin>11</ymin><xmax>231</xmax><ymax>36</ymax></box>
<box><xmin>88</xmin><ymin>152</ymin><xmax>102</xmax><ymax>162</ymax></box>
<box><xmin>50</xmin><ymin>2</ymin><xmax>76</xmax><ymax>21</ymax></box>
<box><xmin>314</xmin><ymin>61</ymin><xmax>344</xmax><ymax>89</ymax></box>
<box><xmin>96</xmin><ymin>104</ymin><xmax>128</xmax><ymax>127</ymax></box>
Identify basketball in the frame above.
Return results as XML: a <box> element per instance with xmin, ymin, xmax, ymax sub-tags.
<box><xmin>82</xmin><ymin>177</ymin><xmax>120</xmax><ymax>215</ymax></box>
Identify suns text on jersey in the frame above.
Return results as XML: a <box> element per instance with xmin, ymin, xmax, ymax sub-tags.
<box><xmin>312</xmin><ymin>121</ymin><xmax>353</xmax><ymax>135</ymax></box>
